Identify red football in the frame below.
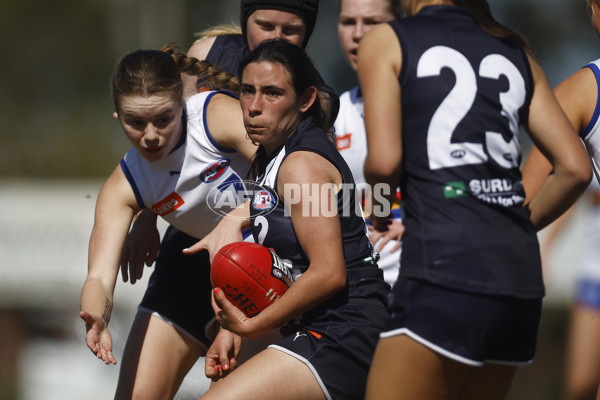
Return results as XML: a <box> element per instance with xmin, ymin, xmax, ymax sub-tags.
<box><xmin>211</xmin><ymin>242</ymin><xmax>294</xmax><ymax>317</ymax></box>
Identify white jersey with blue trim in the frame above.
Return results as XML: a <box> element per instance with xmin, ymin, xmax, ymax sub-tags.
<box><xmin>334</xmin><ymin>86</ymin><xmax>368</xmax><ymax>184</ymax></box>
<box><xmin>582</xmin><ymin>59</ymin><xmax>600</xmax><ymax>182</ymax></box>
<box><xmin>121</xmin><ymin>91</ymin><xmax>250</xmax><ymax>239</ymax></box>
<box><xmin>334</xmin><ymin>86</ymin><xmax>402</xmax><ymax>286</ymax></box>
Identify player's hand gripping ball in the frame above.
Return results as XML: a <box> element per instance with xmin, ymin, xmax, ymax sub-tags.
<box><xmin>211</xmin><ymin>242</ymin><xmax>294</xmax><ymax>317</ymax></box>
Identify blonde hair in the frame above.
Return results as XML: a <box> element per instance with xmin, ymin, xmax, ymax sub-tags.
<box><xmin>194</xmin><ymin>24</ymin><xmax>242</xmax><ymax>40</ymax></box>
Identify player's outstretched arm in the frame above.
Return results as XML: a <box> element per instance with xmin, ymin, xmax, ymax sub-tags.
<box><xmin>80</xmin><ymin>165</ymin><xmax>140</xmax><ymax>364</ymax></box>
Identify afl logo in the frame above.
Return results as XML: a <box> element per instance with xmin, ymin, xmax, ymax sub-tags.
<box><xmin>272</xmin><ymin>268</ymin><xmax>283</xmax><ymax>279</ymax></box>
<box><xmin>252</xmin><ymin>190</ymin><xmax>275</xmax><ymax>211</ymax></box>
<box><xmin>503</xmin><ymin>153</ymin><xmax>515</xmax><ymax>162</ymax></box>
<box><xmin>200</xmin><ymin>159</ymin><xmax>230</xmax><ymax>183</ymax></box>
<box><xmin>450</xmin><ymin>149</ymin><xmax>466</xmax><ymax>159</ymax></box>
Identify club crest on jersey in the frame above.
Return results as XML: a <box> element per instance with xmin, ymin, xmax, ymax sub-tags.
<box><xmin>252</xmin><ymin>190</ymin><xmax>276</xmax><ymax>211</ymax></box>
<box><xmin>200</xmin><ymin>159</ymin><xmax>230</xmax><ymax>183</ymax></box>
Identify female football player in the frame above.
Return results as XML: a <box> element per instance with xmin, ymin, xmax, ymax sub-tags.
<box><xmin>334</xmin><ymin>0</ymin><xmax>404</xmax><ymax>286</ymax></box>
<box><xmin>358</xmin><ymin>0</ymin><xmax>591</xmax><ymax>399</ymax></box>
<box><xmin>187</xmin><ymin>39</ymin><xmax>390</xmax><ymax>400</ymax></box>
<box><xmin>79</xmin><ymin>47</ymin><xmax>256</xmax><ymax>399</ymax></box>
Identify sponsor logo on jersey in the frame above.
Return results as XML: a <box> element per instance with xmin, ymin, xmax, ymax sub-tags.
<box><xmin>335</xmin><ymin>133</ymin><xmax>352</xmax><ymax>151</ymax></box>
<box><xmin>169</xmin><ymin>170</ymin><xmax>181</xmax><ymax>176</ymax></box>
<box><xmin>199</xmin><ymin>159</ymin><xmax>230</xmax><ymax>183</ymax></box>
<box><xmin>469</xmin><ymin>178</ymin><xmax>525</xmax><ymax>207</ymax></box>
<box><xmin>443</xmin><ymin>179</ymin><xmax>525</xmax><ymax>207</ymax></box>
<box><xmin>443</xmin><ymin>181</ymin><xmax>468</xmax><ymax>199</ymax></box>
<box><xmin>469</xmin><ymin>178</ymin><xmax>518</xmax><ymax>196</ymax></box>
<box><xmin>152</xmin><ymin>192</ymin><xmax>184</xmax><ymax>216</ymax></box>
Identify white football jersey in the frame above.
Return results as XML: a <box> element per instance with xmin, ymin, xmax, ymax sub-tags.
<box><xmin>121</xmin><ymin>91</ymin><xmax>250</xmax><ymax>239</ymax></box>
<box><xmin>334</xmin><ymin>86</ymin><xmax>401</xmax><ymax>286</ymax></box>
<box><xmin>582</xmin><ymin>59</ymin><xmax>600</xmax><ymax>182</ymax></box>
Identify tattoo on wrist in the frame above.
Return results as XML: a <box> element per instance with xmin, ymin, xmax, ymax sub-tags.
<box><xmin>102</xmin><ymin>298</ymin><xmax>112</xmax><ymax>324</ymax></box>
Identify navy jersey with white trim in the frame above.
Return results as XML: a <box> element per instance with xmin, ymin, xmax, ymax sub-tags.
<box><xmin>390</xmin><ymin>6</ymin><xmax>543</xmax><ymax>298</ymax></box>
<box><xmin>250</xmin><ymin>118</ymin><xmax>373</xmax><ymax>271</ymax></box>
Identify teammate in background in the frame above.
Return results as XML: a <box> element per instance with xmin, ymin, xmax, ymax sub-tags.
<box><xmin>358</xmin><ymin>1</ymin><xmax>591</xmax><ymax>399</ymax></box>
<box><xmin>188</xmin><ymin>0</ymin><xmax>318</xmax><ymax>76</ymax></box>
<box><xmin>185</xmin><ymin>0</ymin><xmax>338</xmax><ymax>127</ymax></box>
<box><xmin>521</xmin><ymin>1</ymin><xmax>600</xmax><ymax>398</ymax></box>
<box><xmin>79</xmin><ymin>47</ymin><xmax>256</xmax><ymax>399</ymax></box>
<box><xmin>334</xmin><ymin>0</ymin><xmax>404</xmax><ymax>286</ymax></box>
<box><xmin>186</xmin><ymin>39</ymin><xmax>389</xmax><ymax>400</ymax></box>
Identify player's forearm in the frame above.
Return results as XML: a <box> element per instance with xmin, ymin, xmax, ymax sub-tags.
<box><xmin>364</xmin><ymin>163</ymin><xmax>402</xmax><ymax>219</ymax></box>
<box><xmin>528</xmin><ymin>165</ymin><xmax>590</xmax><ymax>230</ymax></box>
<box><xmin>80</xmin><ymin>278</ymin><xmax>114</xmax><ymax>325</ymax></box>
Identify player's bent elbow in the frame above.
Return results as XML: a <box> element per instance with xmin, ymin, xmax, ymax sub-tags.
<box><xmin>569</xmin><ymin>157</ymin><xmax>593</xmax><ymax>189</ymax></box>
<box><xmin>328</xmin><ymin>268</ymin><xmax>347</xmax><ymax>294</ymax></box>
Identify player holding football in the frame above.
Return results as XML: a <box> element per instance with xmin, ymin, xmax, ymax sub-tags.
<box><xmin>187</xmin><ymin>39</ymin><xmax>389</xmax><ymax>400</ymax></box>
<box><xmin>358</xmin><ymin>0</ymin><xmax>591</xmax><ymax>399</ymax></box>
<box><xmin>109</xmin><ymin>1</ymin><xmax>328</xmax><ymax>397</ymax></box>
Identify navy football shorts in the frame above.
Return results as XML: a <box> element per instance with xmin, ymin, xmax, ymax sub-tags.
<box><xmin>270</xmin><ymin>267</ymin><xmax>390</xmax><ymax>400</ymax></box>
<box><xmin>381</xmin><ymin>277</ymin><xmax>542</xmax><ymax>366</ymax></box>
<box><xmin>139</xmin><ymin>226</ymin><xmax>215</xmax><ymax>348</ymax></box>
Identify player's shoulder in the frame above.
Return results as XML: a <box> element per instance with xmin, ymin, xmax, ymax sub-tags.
<box><xmin>188</xmin><ymin>36</ymin><xmax>217</xmax><ymax>61</ymax></box>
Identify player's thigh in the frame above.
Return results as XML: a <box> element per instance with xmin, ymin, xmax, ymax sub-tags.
<box><xmin>200</xmin><ymin>348</ymin><xmax>326</xmax><ymax>400</ymax></box>
<box><xmin>457</xmin><ymin>363</ymin><xmax>516</xmax><ymax>400</ymax></box>
<box><xmin>366</xmin><ymin>335</ymin><xmax>470</xmax><ymax>400</ymax></box>
<box><xmin>115</xmin><ymin>312</ymin><xmax>205</xmax><ymax>400</ymax></box>
<box><xmin>236</xmin><ymin>328</ymin><xmax>283</xmax><ymax>364</ymax></box>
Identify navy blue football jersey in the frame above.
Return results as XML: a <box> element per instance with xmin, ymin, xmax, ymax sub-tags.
<box><xmin>390</xmin><ymin>6</ymin><xmax>543</xmax><ymax>298</ymax></box>
<box><xmin>205</xmin><ymin>34</ymin><xmax>247</xmax><ymax>76</ymax></box>
<box><xmin>249</xmin><ymin>118</ymin><xmax>374</xmax><ymax>271</ymax></box>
